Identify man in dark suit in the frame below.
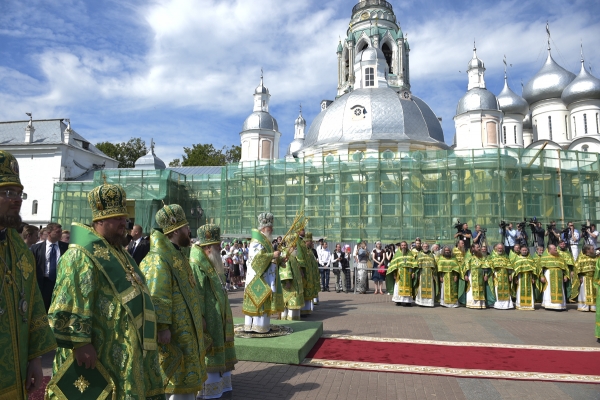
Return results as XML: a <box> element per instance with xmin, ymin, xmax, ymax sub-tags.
<box><xmin>126</xmin><ymin>224</ymin><xmax>150</xmax><ymax>265</ymax></box>
<box><xmin>30</xmin><ymin>222</ymin><xmax>68</xmax><ymax>312</ymax></box>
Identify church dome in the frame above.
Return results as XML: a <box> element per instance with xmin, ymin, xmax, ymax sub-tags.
<box><xmin>300</xmin><ymin>87</ymin><xmax>446</xmax><ymax>150</ymax></box>
<box><xmin>255</xmin><ymin>80</ymin><xmax>269</xmax><ymax>94</ymax></box>
<box><xmin>295</xmin><ymin>113</ymin><xmax>306</xmax><ymax>126</ymax></box>
<box><xmin>356</xmin><ymin>47</ymin><xmax>385</xmax><ymax>63</ymax></box>
<box><xmin>561</xmin><ymin>61</ymin><xmax>600</xmax><ymax>105</ymax></box>
<box><xmin>135</xmin><ymin>148</ymin><xmax>166</xmax><ymax>170</ymax></box>
<box><xmin>497</xmin><ymin>79</ymin><xmax>529</xmax><ymax>115</ymax></box>
<box><xmin>243</xmin><ymin>111</ymin><xmax>279</xmax><ymax>131</ymax></box>
<box><xmin>456</xmin><ymin>88</ymin><xmax>499</xmax><ymax>115</ymax></box>
<box><xmin>523</xmin><ymin>52</ymin><xmax>575</xmax><ymax>104</ymax></box>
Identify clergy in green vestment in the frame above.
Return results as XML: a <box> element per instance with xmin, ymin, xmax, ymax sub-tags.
<box><xmin>488</xmin><ymin>244</ymin><xmax>514</xmax><ymax>310</ymax></box>
<box><xmin>437</xmin><ymin>246</ymin><xmax>461</xmax><ymax>308</ymax></box>
<box><xmin>139</xmin><ymin>204</ymin><xmax>208</xmax><ymax>399</ymax></box>
<box><xmin>558</xmin><ymin>240</ymin><xmax>575</xmax><ymax>277</ymax></box>
<box><xmin>414</xmin><ymin>243</ymin><xmax>437</xmax><ymax>307</ymax></box>
<box><xmin>297</xmin><ymin>230</ymin><xmax>319</xmax><ymax>315</ymax></box>
<box><xmin>452</xmin><ymin>240</ymin><xmax>467</xmax><ymax>267</ymax></box>
<box><xmin>278</xmin><ymin>234</ymin><xmax>304</xmax><ymax>321</ymax></box>
<box><xmin>512</xmin><ymin>247</ymin><xmax>541</xmax><ymax>311</ymax></box>
<box><xmin>387</xmin><ymin>241</ymin><xmax>416</xmax><ymax>306</ymax></box>
<box><xmin>190</xmin><ymin>224</ymin><xmax>238</xmax><ymax>400</ymax></box>
<box><xmin>460</xmin><ymin>244</ymin><xmax>493</xmax><ymax>309</ymax></box>
<box><xmin>539</xmin><ymin>245</ymin><xmax>570</xmax><ymax>311</ymax></box>
<box><xmin>47</xmin><ymin>183</ymin><xmax>165</xmax><ymax>400</ymax></box>
<box><xmin>594</xmin><ymin>256</ymin><xmax>600</xmax><ymax>342</ymax></box>
<box><xmin>570</xmin><ymin>244</ymin><xmax>597</xmax><ymax>312</ymax></box>
<box><xmin>242</xmin><ymin>212</ymin><xmax>284</xmax><ymax>333</ymax></box>
<box><xmin>0</xmin><ymin>151</ymin><xmax>56</xmax><ymax>399</ymax></box>
<box><xmin>509</xmin><ymin>244</ymin><xmax>521</xmax><ymax>263</ymax></box>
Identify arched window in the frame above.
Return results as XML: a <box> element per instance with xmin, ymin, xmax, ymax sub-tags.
<box><xmin>597</xmin><ymin>113</ymin><xmax>599</xmax><ymax>134</ymax></box>
<box><xmin>584</xmin><ymin>113</ymin><xmax>588</xmax><ymax>134</ymax></box>
<box><xmin>357</xmin><ymin>41</ymin><xmax>369</xmax><ymax>53</ymax></box>
<box><xmin>344</xmin><ymin>51</ymin><xmax>350</xmax><ymax>82</ymax></box>
<box><xmin>32</xmin><ymin>200</ymin><xmax>38</xmax><ymax>215</ymax></box>
<box><xmin>486</xmin><ymin>122</ymin><xmax>498</xmax><ymax>145</ymax></box>
<box><xmin>365</xmin><ymin>67</ymin><xmax>375</xmax><ymax>87</ymax></box>
<box><xmin>565</xmin><ymin>116</ymin><xmax>569</xmax><ymax>139</ymax></box>
<box><xmin>514</xmin><ymin>126</ymin><xmax>517</xmax><ymax>143</ymax></box>
<box><xmin>503</xmin><ymin>126</ymin><xmax>506</xmax><ymax>144</ymax></box>
<box><xmin>382</xmin><ymin>42</ymin><xmax>393</xmax><ymax>74</ymax></box>
<box><xmin>582</xmin><ymin>145</ymin><xmax>589</xmax><ymax>152</ymax></box>
<box><xmin>573</xmin><ymin>116</ymin><xmax>577</xmax><ymax>136</ymax></box>
<box><xmin>548</xmin><ymin>116</ymin><xmax>552</xmax><ymax>140</ymax></box>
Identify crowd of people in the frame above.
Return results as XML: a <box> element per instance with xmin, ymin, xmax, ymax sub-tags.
<box><xmin>0</xmin><ymin>149</ymin><xmax>237</xmax><ymax>399</ymax></box>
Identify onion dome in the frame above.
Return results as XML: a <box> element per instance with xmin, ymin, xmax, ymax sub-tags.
<box><xmin>456</xmin><ymin>88</ymin><xmax>499</xmax><ymax>115</ymax></box>
<box><xmin>468</xmin><ymin>45</ymin><xmax>484</xmax><ymax>70</ymax></box>
<box><xmin>497</xmin><ymin>77</ymin><xmax>529</xmax><ymax>115</ymax></box>
<box><xmin>301</xmin><ymin>87</ymin><xmax>446</xmax><ymax>150</ymax></box>
<box><xmin>561</xmin><ymin>60</ymin><xmax>600</xmax><ymax>105</ymax></box>
<box><xmin>135</xmin><ymin>140</ymin><xmax>166</xmax><ymax>170</ymax></box>
<box><xmin>523</xmin><ymin>52</ymin><xmax>575</xmax><ymax>104</ymax></box>
<box><xmin>242</xmin><ymin>112</ymin><xmax>278</xmax><ymax>131</ymax></box>
<box><xmin>295</xmin><ymin>113</ymin><xmax>306</xmax><ymax>126</ymax></box>
<box><xmin>255</xmin><ymin>75</ymin><xmax>269</xmax><ymax>94</ymax></box>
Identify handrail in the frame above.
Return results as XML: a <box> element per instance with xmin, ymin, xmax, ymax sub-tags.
<box><xmin>352</xmin><ymin>0</ymin><xmax>393</xmax><ymax>14</ymax></box>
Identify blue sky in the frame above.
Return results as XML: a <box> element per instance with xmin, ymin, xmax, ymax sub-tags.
<box><xmin>1</xmin><ymin>0</ymin><xmax>599</xmax><ymax>164</ymax></box>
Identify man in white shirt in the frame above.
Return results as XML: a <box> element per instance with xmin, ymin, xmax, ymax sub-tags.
<box><xmin>126</xmin><ymin>224</ymin><xmax>149</xmax><ymax>265</ymax></box>
<box><xmin>318</xmin><ymin>241</ymin><xmax>332</xmax><ymax>291</ymax></box>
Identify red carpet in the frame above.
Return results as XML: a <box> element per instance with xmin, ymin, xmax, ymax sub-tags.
<box><xmin>28</xmin><ymin>376</ymin><xmax>50</xmax><ymax>400</ymax></box>
<box><xmin>302</xmin><ymin>336</ymin><xmax>600</xmax><ymax>383</ymax></box>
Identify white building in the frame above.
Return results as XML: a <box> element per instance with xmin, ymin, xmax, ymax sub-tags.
<box><xmin>0</xmin><ymin>116</ymin><xmax>118</xmax><ymax>226</ymax></box>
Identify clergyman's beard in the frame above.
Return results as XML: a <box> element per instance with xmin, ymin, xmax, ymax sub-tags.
<box><xmin>104</xmin><ymin>232</ymin><xmax>124</xmax><ymax>247</ymax></box>
<box><xmin>262</xmin><ymin>231</ymin><xmax>273</xmax><ymax>242</ymax></box>
<box><xmin>179</xmin><ymin>234</ymin><xmax>191</xmax><ymax>248</ymax></box>
<box><xmin>207</xmin><ymin>247</ymin><xmax>226</xmax><ymax>276</ymax></box>
<box><xmin>0</xmin><ymin>213</ymin><xmax>22</xmax><ymax>229</ymax></box>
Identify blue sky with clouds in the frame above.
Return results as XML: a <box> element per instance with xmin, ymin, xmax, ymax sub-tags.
<box><xmin>1</xmin><ymin>0</ymin><xmax>599</xmax><ymax>164</ymax></box>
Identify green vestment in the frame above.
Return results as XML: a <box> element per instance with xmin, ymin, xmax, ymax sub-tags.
<box><xmin>139</xmin><ymin>230</ymin><xmax>207</xmax><ymax>394</ymax></box>
<box><xmin>461</xmin><ymin>255</ymin><xmax>493</xmax><ymax>307</ymax></box>
<box><xmin>594</xmin><ymin>258</ymin><xmax>600</xmax><ymax>339</ymax></box>
<box><xmin>279</xmin><ymin>254</ymin><xmax>304</xmax><ymax>314</ymax></box>
<box><xmin>571</xmin><ymin>253</ymin><xmax>597</xmax><ymax>307</ymax></box>
<box><xmin>0</xmin><ymin>229</ymin><xmax>56</xmax><ymax>400</ymax></box>
<box><xmin>387</xmin><ymin>251</ymin><xmax>416</xmax><ymax>298</ymax></box>
<box><xmin>47</xmin><ymin>223</ymin><xmax>164</xmax><ymax>400</ymax></box>
<box><xmin>296</xmin><ymin>240</ymin><xmax>319</xmax><ymax>300</ymax></box>
<box><xmin>242</xmin><ymin>230</ymin><xmax>284</xmax><ymax>317</ymax></box>
<box><xmin>539</xmin><ymin>251</ymin><xmax>571</xmax><ymax>304</ymax></box>
<box><xmin>436</xmin><ymin>256</ymin><xmax>461</xmax><ymax>305</ymax></box>
<box><xmin>414</xmin><ymin>252</ymin><xmax>438</xmax><ymax>300</ymax></box>
<box><xmin>189</xmin><ymin>245</ymin><xmax>237</xmax><ymax>374</ymax></box>
<box><xmin>488</xmin><ymin>251</ymin><xmax>513</xmax><ymax>302</ymax></box>
<box><xmin>512</xmin><ymin>255</ymin><xmax>541</xmax><ymax>310</ymax></box>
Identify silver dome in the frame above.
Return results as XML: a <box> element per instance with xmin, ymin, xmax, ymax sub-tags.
<box><xmin>468</xmin><ymin>50</ymin><xmax>484</xmax><ymax>70</ymax></box>
<box><xmin>287</xmin><ymin>138</ymin><xmax>304</xmax><ymax>156</ymax></box>
<box><xmin>497</xmin><ymin>78</ymin><xmax>529</xmax><ymax>115</ymax></box>
<box><xmin>523</xmin><ymin>113</ymin><xmax>532</xmax><ymax>129</ymax></box>
<box><xmin>456</xmin><ymin>87</ymin><xmax>499</xmax><ymax>115</ymax></box>
<box><xmin>135</xmin><ymin>151</ymin><xmax>166</xmax><ymax>170</ymax></box>
<box><xmin>242</xmin><ymin>111</ymin><xmax>279</xmax><ymax>131</ymax></box>
<box><xmin>523</xmin><ymin>52</ymin><xmax>575</xmax><ymax>104</ymax></box>
<box><xmin>295</xmin><ymin>114</ymin><xmax>306</xmax><ymax>126</ymax></box>
<box><xmin>300</xmin><ymin>87</ymin><xmax>446</xmax><ymax>150</ymax></box>
<box><xmin>561</xmin><ymin>61</ymin><xmax>600</xmax><ymax>105</ymax></box>
<box><xmin>356</xmin><ymin>47</ymin><xmax>385</xmax><ymax>63</ymax></box>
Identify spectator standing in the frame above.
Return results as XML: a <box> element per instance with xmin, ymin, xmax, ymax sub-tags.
<box><xmin>21</xmin><ymin>224</ymin><xmax>39</xmax><ymax>247</ymax></box>
<box><xmin>331</xmin><ymin>243</ymin><xmax>344</xmax><ymax>292</ymax></box>
<box><xmin>318</xmin><ymin>241</ymin><xmax>332</xmax><ymax>291</ymax></box>
<box><xmin>454</xmin><ymin>223</ymin><xmax>473</xmax><ymax>249</ymax></box>
<box><xmin>355</xmin><ymin>241</ymin><xmax>369</xmax><ymax>294</ymax></box>
<box><xmin>546</xmin><ymin>221</ymin><xmax>560</xmax><ymax>247</ymax></box>
<box><xmin>60</xmin><ymin>229</ymin><xmax>70</xmax><ymax>244</ymax></box>
<box><xmin>371</xmin><ymin>241</ymin><xmax>385</xmax><ymax>294</ymax></box>
<box><xmin>37</xmin><ymin>227</ymin><xmax>48</xmax><ymax>243</ymax></box>
<box><xmin>500</xmin><ymin>222</ymin><xmax>518</xmax><ymax>253</ymax></box>
<box><xmin>384</xmin><ymin>244</ymin><xmax>396</xmax><ymax>294</ymax></box>
<box><xmin>342</xmin><ymin>244</ymin><xmax>352</xmax><ymax>292</ymax></box>
<box><xmin>562</xmin><ymin>221</ymin><xmax>581</xmax><ymax>260</ymax></box>
<box><xmin>585</xmin><ymin>224</ymin><xmax>599</xmax><ymax>248</ymax></box>
<box><xmin>126</xmin><ymin>224</ymin><xmax>150</xmax><ymax>265</ymax></box>
<box><xmin>531</xmin><ymin>221</ymin><xmax>546</xmax><ymax>248</ymax></box>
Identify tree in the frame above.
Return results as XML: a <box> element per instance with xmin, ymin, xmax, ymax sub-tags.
<box><xmin>169</xmin><ymin>158</ymin><xmax>181</xmax><ymax>167</ymax></box>
<box><xmin>96</xmin><ymin>138</ymin><xmax>148</xmax><ymax>168</ymax></box>
<box><xmin>179</xmin><ymin>144</ymin><xmax>241</xmax><ymax>166</ymax></box>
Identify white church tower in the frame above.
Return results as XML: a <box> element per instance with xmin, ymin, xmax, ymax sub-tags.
<box><xmin>240</xmin><ymin>72</ymin><xmax>281</xmax><ymax>162</ymax></box>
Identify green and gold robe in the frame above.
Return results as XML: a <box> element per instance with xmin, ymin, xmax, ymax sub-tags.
<box><xmin>414</xmin><ymin>251</ymin><xmax>438</xmax><ymax>306</ymax></box>
<box><xmin>594</xmin><ymin>259</ymin><xmax>600</xmax><ymax>339</ymax></box>
<box><xmin>461</xmin><ymin>255</ymin><xmax>492</xmax><ymax>309</ymax></box>
<box><xmin>388</xmin><ymin>251</ymin><xmax>416</xmax><ymax>302</ymax></box>
<box><xmin>571</xmin><ymin>253</ymin><xmax>597</xmax><ymax>311</ymax></box>
<box><xmin>296</xmin><ymin>239</ymin><xmax>319</xmax><ymax>301</ymax></box>
<box><xmin>139</xmin><ymin>230</ymin><xmax>207</xmax><ymax>394</ymax></box>
<box><xmin>539</xmin><ymin>251</ymin><xmax>570</xmax><ymax>309</ymax></box>
<box><xmin>243</xmin><ymin>229</ymin><xmax>284</xmax><ymax>317</ymax></box>
<box><xmin>452</xmin><ymin>247</ymin><xmax>466</xmax><ymax>267</ymax></box>
<box><xmin>47</xmin><ymin>223</ymin><xmax>164</xmax><ymax>400</ymax></box>
<box><xmin>189</xmin><ymin>245</ymin><xmax>237</xmax><ymax>374</ymax></box>
<box><xmin>436</xmin><ymin>256</ymin><xmax>461</xmax><ymax>306</ymax></box>
<box><xmin>279</xmin><ymin>254</ymin><xmax>304</xmax><ymax>318</ymax></box>
<box><xmin>512</xmin><ymin>255</ymin><xmax>540</xmax><ymax>310</ymax></box>
<box><xmin>0</xmin><ymin>229</ymin><xmax>56</xmax><ymax>400</ymax></box>
<box><xmin>488</xmin><ymin>251</ymin><xmax>513</xmax><ymax>305</ymax></box>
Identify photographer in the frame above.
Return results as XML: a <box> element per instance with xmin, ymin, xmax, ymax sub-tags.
<box><xmin>529</xmin><ymin>220</ymin><xmax>545</xmax><ymax>248</ymax></box>
<box><xmin>581</xmin><ymin>223</ymin><xmax>598</xmax><ymax>248</ymax></box>
<box><xmin>545</xmin><ymin>221</ymin><xmax>560</xmax><ymax>247</ymax></box>
<box><xmin>516</xmin><ymin>222</ymin><xmax>528</xmax><ymax>247</ymax></box>
<box><xmin>472</xmin><ymin>225</ymin><xmax>486</xmax><ymax>247</ymax></box>
<box><xmin>561</xmin><ymin>221</ymin><xmax>580</xmax><ymax>260</ymax></box>
<box><xmin>454</xmin><ymin>223</ymin><xmax>473</xmax><ymax>250</ymax></box>
<box><xmin>499</xmin><ymin>222</ymin><xmax>518</xmax><ymax>253</ymax></box>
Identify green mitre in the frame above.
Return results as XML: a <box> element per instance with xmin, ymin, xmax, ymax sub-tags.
<box><xmin>196</xmin><ymin>224</ymin><xmax>221</xmax><ymax>247</ymax></box>
<box><xmin>155</xmin><ymin>204</ymin><xmax>188</xmax><ymax>235</ymax></box>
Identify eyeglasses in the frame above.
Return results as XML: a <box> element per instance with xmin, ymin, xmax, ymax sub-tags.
<box><xmin>0</xmin><ymin>190</ymin><xmax>27</xmax><ymax>200</ymax></box>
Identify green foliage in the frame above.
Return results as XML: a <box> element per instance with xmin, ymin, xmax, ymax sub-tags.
<box><xmin>96</xmin><ymin>138</ymin><xmax>147</xmax><ymax>168</ymax></box>
<box><xmin>169</xmin><ymin>158</ymin><xmax>182</xmax><ymax>167</ymax></box>
<box><xmin>180</xmin><ymin>144</ymin><xmax>241</xmax><ymax>166</ymax></box>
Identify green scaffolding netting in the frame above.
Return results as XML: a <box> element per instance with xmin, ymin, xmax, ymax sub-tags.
<box><xmin>52</xmin><ymin>148</ymin><xmax>600</xmax><ymax>246</ymax></box>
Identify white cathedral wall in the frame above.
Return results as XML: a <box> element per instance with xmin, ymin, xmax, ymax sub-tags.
<box><xmin>567</xmin><ymin>138</ymin><xmax>600</xmax><ymax>153</ymax></box>
<box><xmin>568</xmin><ymin>100</ymin><xmax>600</xmax><ymax>137</ymax></box>
<box><xmin>530</xmin><ymin>99</ymin><xmax>570</xmax><ymax>144</ymax></box>
<box><xmin>501</xmin><ymin>114</ymin><xmax>524</xmax><ymax>148</ymax></box>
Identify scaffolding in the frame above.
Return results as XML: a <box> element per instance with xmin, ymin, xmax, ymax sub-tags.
<box><xmin>52</xmin><ymin>148</ymin><xmax>600</xmax><ymax>245</ymax></box>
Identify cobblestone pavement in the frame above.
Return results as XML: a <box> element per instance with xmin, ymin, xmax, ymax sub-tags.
<box><xmin>227</xmin><ymin>286</ymin><xmax>600</xmax><ymax>400</ymax></box>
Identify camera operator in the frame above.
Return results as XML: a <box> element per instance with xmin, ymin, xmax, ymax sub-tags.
<box><xmin>561</xmin><ymin>221</ymin><xmax>580</xmax><ymax>260</ymax></box>
<box><xmin>472</xmin><ymin>224</ymin><xmax>485</xmax><ymax>247</ymax></box>
<box><xmin>529</xmin><ymin>220</ymin><xmax>545</xmax><ymax>248</ymax></box>
<box><xmin>545</xmin><ymin>221</ymin><xmax>560</xmax><ymax>247</ymax></box>
<box><xmin>516</xmin><ymin>222</ymin><xmax>528</xmax><ymax>247</ymax></box>
<box><xmin>454</xmin><ymin>223</ymin><xmax>472</xmax><ymax>250</ymax></box>
<box><xmin>584</xmin><ymin>224</ymin><xmax>599</xmax><ymax>248</ymax></box>
<box><xmin>499</xmin><ymin>222</ymin><xmax>518</xmax><ymax>253</ymax></box>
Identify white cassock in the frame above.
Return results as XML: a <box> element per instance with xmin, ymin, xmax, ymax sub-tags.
<box><xmin>244</xmin><ymin>240</ymin><xmax>278</xmax><ymax>333</ymax></box>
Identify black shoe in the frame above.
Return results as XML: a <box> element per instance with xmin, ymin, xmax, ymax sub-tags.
<box><xmin>597</xmin><ymin>338</ymin><xmax>600</xmax><ymax>343</ymax></box>
<box><xmin>395</xmin><ymin>302</ymin><xmax>402</xmax><ymax>306</ymax></box>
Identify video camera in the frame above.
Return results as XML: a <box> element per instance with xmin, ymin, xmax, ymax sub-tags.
<box><xmin>499</xmin><ymin>220</ymin><xmax>508</xmax><ymax>229</ymax></box>
<box><xmin>527</xmin><ymin>217</ymin><xmax>538</xmax><ymax>227</ymax></box>
<box><xmin>454</xmin><ymin>219</ymin><xmax>463</xmax><ymax>232</ymax></box>
<box><xmin>517</xmin><ymin>221</ymin><xmax>527</xmax><ymax>230</ymax></box>
<box><xmin>581</xmin><ymin>224</ymin><xmax>591</xmax><ymax>240</ymax></box>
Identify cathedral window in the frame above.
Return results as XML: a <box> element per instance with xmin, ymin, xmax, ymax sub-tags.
<box><xmin>32</xmin><ymin>200</ymin><xmax>38</xmax><ymax>215</ymax></box>
<box><xmin>514</xmin><ymin>126</ymin><xmax>517</xmax><ymax>143</ymax></box>
<box><xmin>565</xmin><ymin>116</ymin><xmax>569</xmax><ymax>139</ymax></box>
<box><xmin>582</xmin><ymin>145</ymin><xmax>589</xmax><ymax>152</ymax></box>
<box><xmin>573</xmin><ymin>116</ymin><xmax>577</xmax><ymax>136</ymax></box>
<box><xmin>584</xmin><ymin>113</ymin><xmax>588</xmax><ymax>134</ymax></box>
<box><xmin>596</xmin><ymin>113</ymin><xmax>599</xmax><ymax>134</ymax></box>
<box><xmin>548</xmin><ymin>116</ymin><xmax>552</xmax><ymax>140</ymax></box>
<box><xmin>365</xmin><ymin>67</ymin><xmax>375</xmax><ymax>87</ymax></box>
<box><xmin>382</xmin><ymin>43</ymin><xmax>393</xmax><ymax>74</ymax></box>
<box><xmin>503</xmin><ymin>126</ymin><xmax>506</xmax><ymax>144</ymax></box>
